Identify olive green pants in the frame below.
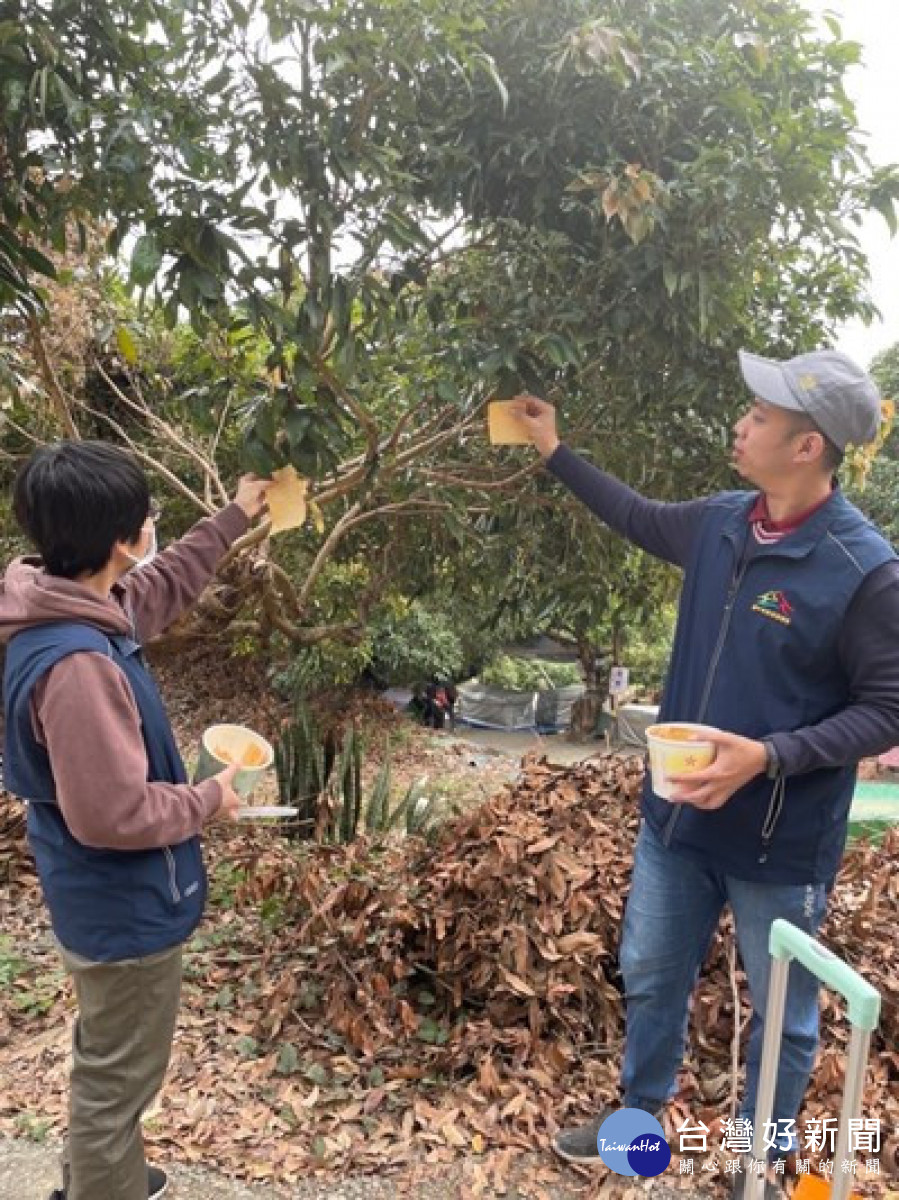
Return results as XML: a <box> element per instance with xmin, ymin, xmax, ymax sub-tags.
<box><xmin>57</xmin><ymin>941</ymin><xmax>182</xmax><ymax>1200</ymax></box>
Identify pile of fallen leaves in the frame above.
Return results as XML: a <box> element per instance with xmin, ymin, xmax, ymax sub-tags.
<box><xmin>0</xmin><ymin>784</ymin><xmax>29</xmax><ymax>888</ymax></box>
<box><xmin>1</xmin><ymin>754</ymin><xmax>896</xmax><ymax>1198</ymax></box>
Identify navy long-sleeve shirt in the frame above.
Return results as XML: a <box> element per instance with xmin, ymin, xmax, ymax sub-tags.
<box><xmin>547</xmin><ymin>443</ymin><xmax>899</xmax><ymax>776</ymax></box>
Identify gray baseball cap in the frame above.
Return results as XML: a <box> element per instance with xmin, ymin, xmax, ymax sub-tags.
<box><xmin>738</xmin><ymin>348</ymin><xmax>881</xmax><ymax>451</ymax></box>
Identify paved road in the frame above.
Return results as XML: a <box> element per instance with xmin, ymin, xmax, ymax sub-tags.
<box><xmin>444</xmin><ymin>724</ymin><xmax>618</xmax><ymax>767</ymax></box>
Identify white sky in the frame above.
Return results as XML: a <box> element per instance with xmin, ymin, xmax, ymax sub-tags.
<box><xmin>802</xmin><ymin>0</ymin><xmax>899</xmax><ymax>368</ymax></box>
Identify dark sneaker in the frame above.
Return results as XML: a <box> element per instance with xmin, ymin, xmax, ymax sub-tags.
<box><xmin>53</xmin><ymin>1165</ymin><xmax>168</xmax><ymax>1199</ymax></box>
<box><xmin>729</xmin><ymin>1157</ymin><xmax>786</xmax><ymax>1198</ymax></box>
<box><xmin>552</xmin><ymin>1104</ymin><xmax>663</xmax><ymax>1165</ymax></box>
<box><xmin>148</xmin><ymin>1166</ymin><xmax>169</xmax><ymax>1199</ymax></box>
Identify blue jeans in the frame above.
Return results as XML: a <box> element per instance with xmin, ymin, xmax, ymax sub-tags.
<box><xmin>619</xmin><ymin>821</ymin><xmax>827</xmax><ymax>1153</ymax></box>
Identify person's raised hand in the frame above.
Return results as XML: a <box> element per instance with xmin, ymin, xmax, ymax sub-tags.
<box><xmin>507</xmin><ymin>394</ymin><xmax>560</xmax><ymax>459</ymax></box>
<box><xmin>667</xmin><ymin>730</ymin><xmax>767</xmax><ymax>811</ymax></box>
<box><xmin>210</xmin><ymin>763</ymin><xmax>241</xmax><ymax>823</ymax></box>
<box><xmin>233</xmin><ymin>474</ymin><xmax>270</xmax><ymax>521</ymax></box>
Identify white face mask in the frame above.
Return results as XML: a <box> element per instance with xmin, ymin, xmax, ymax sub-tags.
<box><xmin>123</xmin><ymin>524</ymin><xmax>158</xmax><ymax>571</ymax></box>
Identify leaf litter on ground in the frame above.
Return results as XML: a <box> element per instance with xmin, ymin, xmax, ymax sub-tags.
<box><xmin>1</xmin><ymin>653</ymin><xmax>896</xmax><ymax>1198</ymax></box>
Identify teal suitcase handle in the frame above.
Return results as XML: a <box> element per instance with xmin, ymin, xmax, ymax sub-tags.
<box><xmin>769</xmin><ymin>918</ymin><xmax>880</xmax><ymax>1030</ymax></box>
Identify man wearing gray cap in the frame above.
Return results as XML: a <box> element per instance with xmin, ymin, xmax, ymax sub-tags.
<box><xmin>511</xmin><ymin>348</ymin><xmax>899</xmax><ymax>1197</ymax></box>
<box><xmin>737</xmin><ymin>348</ymin><xmax>883</xmax><ymax>454</ymax></box>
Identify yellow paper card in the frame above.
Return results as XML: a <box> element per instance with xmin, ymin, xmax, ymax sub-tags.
<box><xmin>266</xmin><ymin>465</ymin><xmax>308</xmax><ymax>533</ymax></box>
<box><xmin>487</xmin><ymin>400</ymin><xmax>531</xmax><ymax>445</ymax></box>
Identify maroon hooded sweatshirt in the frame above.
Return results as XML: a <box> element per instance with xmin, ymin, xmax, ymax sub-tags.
<box><xmin>0</xmin><ymin>503</ymin><xmax>248</xmax><ymax>850</ymax></box>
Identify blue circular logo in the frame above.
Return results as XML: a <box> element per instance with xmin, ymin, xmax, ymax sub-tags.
<box><xmin>596</xmin><ymin>1107</ymin><xmax>671</xmax><ymax>1177</ymax></box>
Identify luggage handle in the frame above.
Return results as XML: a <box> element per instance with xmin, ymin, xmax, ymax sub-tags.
<box><xmin>769</xmin><ymin>919</ymin><xmax>880</xmax><ymax>1031</ymax></box>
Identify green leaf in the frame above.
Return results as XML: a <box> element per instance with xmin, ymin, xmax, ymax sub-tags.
<box><xmin>285</xmin><ymin>404</ymin><xmax>311</xmax><ymax>448</ymax></box>
<box><xmin>276</xmin><ymin>1044</ymin><xmax>300</xmax><ymax>1075</ymax></box>
<box><xmin>870</xmin><ymin>193</ymin><xmax>898</xmax><ymax>238</ymax></box>
<box><xmin>416</xmin><ymin>1016</ymin><xmax>449</xmax><ymax>1045</ymax></box>
<box><xmin>20</xmin><ymin>243</ymin><xmax>56</xmax><ymax>278</ymax></box>
<box><xmin>50</xmin><ymin>221</ymin><xmax>67</xmax><ymax>254</ymax></box>
<box><xmin>116</xmin><ymin>326</ymin><xmax>138</xmax><ymax>364</ymax></box>
<box><xmin>107</xmin><ymin>220</ymin><xmax>130</xmax><ymax>258</ymax></box>
<box><xmin>436</xmin><ymin>379</ymin><xmax>459</xmax><ymax>406</ymax></box>
<box><xmin>130</xmin><ymin>234</ymin><xmax>162</xmax><ymax>288</ymax></box>
<box><xmin>472</xmin><ymin>51</ymin><xmax>508</xmax><ymax>112</ymax></box>
<box><xmin>240</xmin><ymin>433</ymin><xmax>278</xmax><ymax>477</ymax></box>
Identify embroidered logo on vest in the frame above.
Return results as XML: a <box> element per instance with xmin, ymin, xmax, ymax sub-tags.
<box><xmin>752</xmin><ymin>589</ymin><xmax>793</xmax><ymax>626</ymax></box>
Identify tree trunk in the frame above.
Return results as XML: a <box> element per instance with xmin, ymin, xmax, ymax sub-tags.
<box><xmin>568</xmin><ymin>639</ymin><xmax>605</xmax><ymax>741</ymax></box>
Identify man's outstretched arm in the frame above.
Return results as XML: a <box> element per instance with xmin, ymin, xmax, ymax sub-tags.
<box><xmin>511</xmin><ymin>395</ymin><xmax>709</xmax><ymax>568</ymax></box>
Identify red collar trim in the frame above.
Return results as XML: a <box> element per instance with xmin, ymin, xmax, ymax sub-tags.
<box><xmin>748</xmin><ymin>491</ymin><xmax>832</xmax><ymax>535</ymax></box>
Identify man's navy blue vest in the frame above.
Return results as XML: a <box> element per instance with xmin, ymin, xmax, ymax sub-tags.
<box><xmin>3</xmin><ymin>622</ymin><xmax>206</xmax><ymax>961</ymax></box>
<box><xmin>643</xmin><ymin>489</ymin><xmax>896</xmax><ymax>886</ymax></box>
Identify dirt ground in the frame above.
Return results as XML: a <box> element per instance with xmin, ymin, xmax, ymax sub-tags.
<box><xmin>0</xmin><ymin>713</ymin><xmax>645</xmax><ymax>1200</ymax></box>
<box><xmin>0</xmin><ymin>698</ymin><xmax>702</xmax><ymax>1200</ymax></box>
<box><xmin>4</xmin><ymin>646</ymin><xmax>891</xmax><ymax>1200</ymax></box>
<box><xmin>0</xmin><ymin>650</ymin><xmax>629</xmax><ymax>1200</ymax></box>
<box><xmin>0</xmin><ymin>1136</ymin><xmax>715</xmax><ymax>1200</ymax></box>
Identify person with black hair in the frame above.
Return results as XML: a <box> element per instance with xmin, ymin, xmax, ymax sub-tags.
<box><xmin>0</xmin><ymin>440</ymin><xmax>269</xmax><ymax>1200</ymax></box>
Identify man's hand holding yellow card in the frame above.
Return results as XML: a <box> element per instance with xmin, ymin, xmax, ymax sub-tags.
<box><xmin>488</xmin><ymin>400</ymin><xmax>532</xmax><ymax>445</ymax></box>
<box><xmin>266</xmin><ymin>465</ymin><xmax>308</xmax><ymax>533</ymax></box>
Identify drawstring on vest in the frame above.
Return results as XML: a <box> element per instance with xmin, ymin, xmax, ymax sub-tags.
<box><xmin>758</xmin><ymin>773</ymin><xmax>786</xmax><ymax>864</ymax></box>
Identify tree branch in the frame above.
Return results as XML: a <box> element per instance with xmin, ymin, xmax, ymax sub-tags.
<box><xmin>27</xmin><ymin>315</ymin><xmax>80</xmax><ymax>439</ymax></box>
<box><xmin>313</xmin><ymin>399</ymin><xmax>468</xmax><ymax>504</ymax></box>
<box><xmin>217</xmin><ymin>521</ymin><xmax>272</xmax><ymax>570</ymax></box>
<box><xmin>312</xmin><ymin>460</ymin><xmax>378</xmax><ymax>508</ymax></box>
<box><xmin>414</xmin><ymin>459</ymin><xmax>542</xmax><ymax>491</ymax></box>
<box><xmin>266</xmin><ymin>560</ymin><xmax>302</xmax><ymax>612</ymax></box>
<box><xmin>93</xmin><ymin>360</ymin><xmax>229</xmax><ymax>507</ymax></box>
<box><xmin>73</xmin><ymin>398</ymin><xmax>217</xmax><ymax>514</ymax></box>
<box><xmin>1</xmin><ymin>414</ymin><xmax>44</xmax><ymax>448</ymax></box>
<box><xmin>386</xmin><ymin>411</ymin><xmax>482</xmax><ymax>474</ymax></box>
<box><xmin>296</xmin><ymin>501</ymin><xmax>362</xmax><ymax>611</ymax></box>
<box><xmin>208</xmin><ymin>394</ymin><xmax>233</xmax><ymax>502</ymax></box>
<box><xmin>341</xmin><ymin>499</ymin><xmax>454</xmax><ymax>532</ymax></box>
<box><xmin>382</xmin><ymin>396</ymin><xmax>430</xmax><ymax>457</ymax></box>
<box><xmin>311</xmin><ymin>355</ymin><xmax>380</xmax><ymax>466</ymax></box>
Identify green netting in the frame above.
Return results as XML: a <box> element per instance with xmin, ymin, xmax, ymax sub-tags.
<box><xmin>848</xmin><ymin>781</ymin><xmax>899</xmax><ymax>843</ymax></box>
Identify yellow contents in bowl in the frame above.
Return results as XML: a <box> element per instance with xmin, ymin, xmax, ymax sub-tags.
<box><xmin>212</xmin><ymin>743</ymin><xmax>267</xmax><ymax>767</ymax></box>
<box><xmin>652</xmin><ymin>726</ymin><xmax>699</xmax><ymax>742</ymax></box>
